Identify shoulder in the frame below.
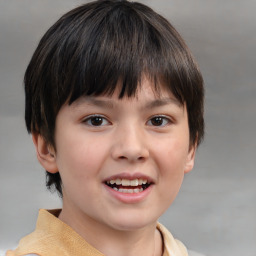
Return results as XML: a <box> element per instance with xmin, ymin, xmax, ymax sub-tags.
<box><xmin>157</xmin><ymin>222</ymin><xmax>188</xmax><ymax>255</ymax></box>
<box><xmin>187</xmin><ymin>251</ymin><xmax>206</xmax><ymax>256</ymax></box>
<box><xmin>24</xmin><ymin>255</ymin><xmax>39</xmax><ymax>256</ymax></box>
<box><xmin>5</xmin><ymin>250</ymin><xmax>39</xmax><ymax>256</ymax></box>
<box><xmin>157</xmin><ymin>223</ymin><xmax>206</xmax><ymax>256</ymax></box>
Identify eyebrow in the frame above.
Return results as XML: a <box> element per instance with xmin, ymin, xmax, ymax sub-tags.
<box><xmin>72</xmin><ymin>96</ymin><xmax>181</xmax><ymax>110</ymax></box>
<box><xmin>73</xmin><ymin>97</ymin><xmax>114</xmax><ymax>109</ymax></box>
<box><xmin>144</xmin><ymin>98</ymin><xmax>182</xmax><ymax>109</ymax></box>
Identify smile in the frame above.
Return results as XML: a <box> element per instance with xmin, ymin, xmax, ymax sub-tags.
<box><xmin>105</xmin><ymin>178</ymin><xmax>151</xmax><ymax>193</ymax></box>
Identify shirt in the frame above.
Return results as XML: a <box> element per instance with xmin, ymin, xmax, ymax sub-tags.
<box><xmin>6</xmin><ymin>209</ymin><xmax>188</xmax><ymax>256</ymax></box>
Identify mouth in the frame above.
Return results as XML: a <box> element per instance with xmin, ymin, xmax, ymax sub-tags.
<box><xmin>105</xmin><ymin>178</ymin><xmax>152</xmax><ymax>194</ymax></box>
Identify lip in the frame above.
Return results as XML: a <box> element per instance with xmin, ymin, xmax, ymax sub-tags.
<box><xmin>103</xmin><ymin>172</ymin><xmax>154</xmax><ymax>204</ymax></box>
<box><xmin>104</xmin><ymin>182</ymin><xmax>153</xmax><ymax>204</ymax></box>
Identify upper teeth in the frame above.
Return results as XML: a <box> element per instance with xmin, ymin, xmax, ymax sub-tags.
<box><xmin>107</xmin><ymin>178</ymin><xmax>148</xmax><ymax>186</ymax></box>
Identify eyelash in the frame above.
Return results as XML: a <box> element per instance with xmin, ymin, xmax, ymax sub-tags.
<box><xmin>82</xmin><ymin>115</ymin><xmax>111</xmax><ymax>127</ymax></box>
<box><xmin>82</xmin><ymin>114</ymin><xmax>172</xmax><ymax>127</ymax></box>
<box><xmin>147</xmin><ymin>115</ymin><xmax>172</xmax><ymax>127</ymax></box>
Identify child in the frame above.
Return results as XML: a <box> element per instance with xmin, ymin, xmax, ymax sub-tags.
<box><xmin>6</xmin><ymin>0</ymin><xmax>204</xmax><ymax>255</ymax></box>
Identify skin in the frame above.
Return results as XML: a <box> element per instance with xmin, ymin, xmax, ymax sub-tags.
<box><xmin>33</xmin><ymin>79</ymin><xmax>196</xmax><ymax>256</ymax></box>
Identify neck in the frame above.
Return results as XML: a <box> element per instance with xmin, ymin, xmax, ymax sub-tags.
<box><xmin>99</xmin><ymin>226</ymin><xmax>163</xmax><ymax>256</ymax></box>
<box><xmin>59</xmin><ymin>207</ymin><xmax>163</xmax><ymax>256</ymax></box>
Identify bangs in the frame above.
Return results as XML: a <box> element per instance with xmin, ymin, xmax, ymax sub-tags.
<box><xmin>41</xmin><ymin>1</ymin><xmax>200</xmax><ymax>106</ymax></box>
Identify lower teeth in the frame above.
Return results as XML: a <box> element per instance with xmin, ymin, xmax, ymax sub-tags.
<box><xmin>113</xmin><ymin>187</ymin><xmax>144</xmax><ymax>193</ymax></box>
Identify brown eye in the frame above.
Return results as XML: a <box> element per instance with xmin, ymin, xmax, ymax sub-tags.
<box><xmin>90</xmin><ymin>117</ymin><xmax>104</xmax><ymax>126</ymax></box>
<box><xmin>83</xmin><ymin>115</ymin><xmax>110</xmax><ymax>126</ymax></box>
<box><xmin>147</xmin><ymin>116</ymin><xmax>170</xmax><ymax>127</ymax></box>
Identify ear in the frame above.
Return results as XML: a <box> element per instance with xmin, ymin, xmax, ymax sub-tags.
<box><xmin>184</xmin><ymin>145</ymin><xmax>196</xmax><ymax>174</ymax></box>
<box><xmin>32</xmin><ymin>133</ymin><xmax>58</xmax><ymax>173</ymax></box>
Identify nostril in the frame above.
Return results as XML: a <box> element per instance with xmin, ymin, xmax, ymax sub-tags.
<box><xmin>112</xmin><ymin>144</ymin><xmax>149</xmax><ymax>162</ymax></box>
<box><xmin>118</xmin><ymin>155</ymin><xmax>145</xmax><ymax>161</ymax></box>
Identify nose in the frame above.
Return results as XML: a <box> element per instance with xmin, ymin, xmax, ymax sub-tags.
<box><xmin>111</xmin><ymin>124</ymin><xmax>149</xmax><ymax>163</ymax></box>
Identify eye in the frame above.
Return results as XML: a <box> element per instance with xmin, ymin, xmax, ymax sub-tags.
<box><xmin>83</xmin><ymin>115</ymin><xmax>110</xmax><ymax>126</ymax></box>
<box><xmin>147</xmin><ymin>116</ymin><xmax>171</xmax><ymax>127</ymax></box>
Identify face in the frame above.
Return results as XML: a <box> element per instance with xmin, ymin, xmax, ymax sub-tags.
<box><xmin>35</xmin><ymin>79</ymin><xmax>196</xmax><ymax>234</ymax></box>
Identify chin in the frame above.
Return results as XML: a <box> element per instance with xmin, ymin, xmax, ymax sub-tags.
<box><xmin>108</xmin><ymin>212</ymin><xmax>158</xmax><ymax>231</ymax></box>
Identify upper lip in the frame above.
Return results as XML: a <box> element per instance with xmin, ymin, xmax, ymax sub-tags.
<box><xmin>103</xmin><ymin>173</ymin><xmax>155</xmax><ymax>184</ymax></box>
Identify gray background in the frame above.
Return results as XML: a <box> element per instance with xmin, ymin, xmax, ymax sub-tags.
<box><xmin>0</xmin><ymin>1</ymin><xmax>255</xmax><ymax>256</ymax></box>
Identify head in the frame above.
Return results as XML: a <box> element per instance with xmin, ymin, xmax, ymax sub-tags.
<box><xmin>25</xmin><ymin>0</ymin><xmax>204</xmax><ymax>197</ymax></box>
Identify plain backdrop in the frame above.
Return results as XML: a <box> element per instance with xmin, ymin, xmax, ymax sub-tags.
<box><xmin>0</xmin><ymin>1</ymin><xmax>256</xmax><ymax>256</ymax></box>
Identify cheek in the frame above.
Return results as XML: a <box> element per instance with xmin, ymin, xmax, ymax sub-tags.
<box><xmin>154</xmin><ymin>138</ymin><xmax>189</xmax><ymax>196</ymax></box>
<box><xmin>55</xmin><ymin>141</ymin><xmax>105</xmax><ymax>200</ymax></box>
<box><xmin>55</xmin><ymin>134</ymin><xmax>108</xmax><ymax>182</ymax></box>
<box><xmin>156</xmin><ymin>137</ymin><xmax>190</xmax><ymax>171</ymax></box>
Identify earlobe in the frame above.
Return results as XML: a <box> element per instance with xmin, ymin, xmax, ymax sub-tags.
<box><xmin>184</xmin><ymin>146</ymin><xmax>196</xmax><ymax>174</ymax></box>
<box><xmin>32</xmin><ymin>133</ymin><xmax>58</xmax><ymax>174</ymax></box>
